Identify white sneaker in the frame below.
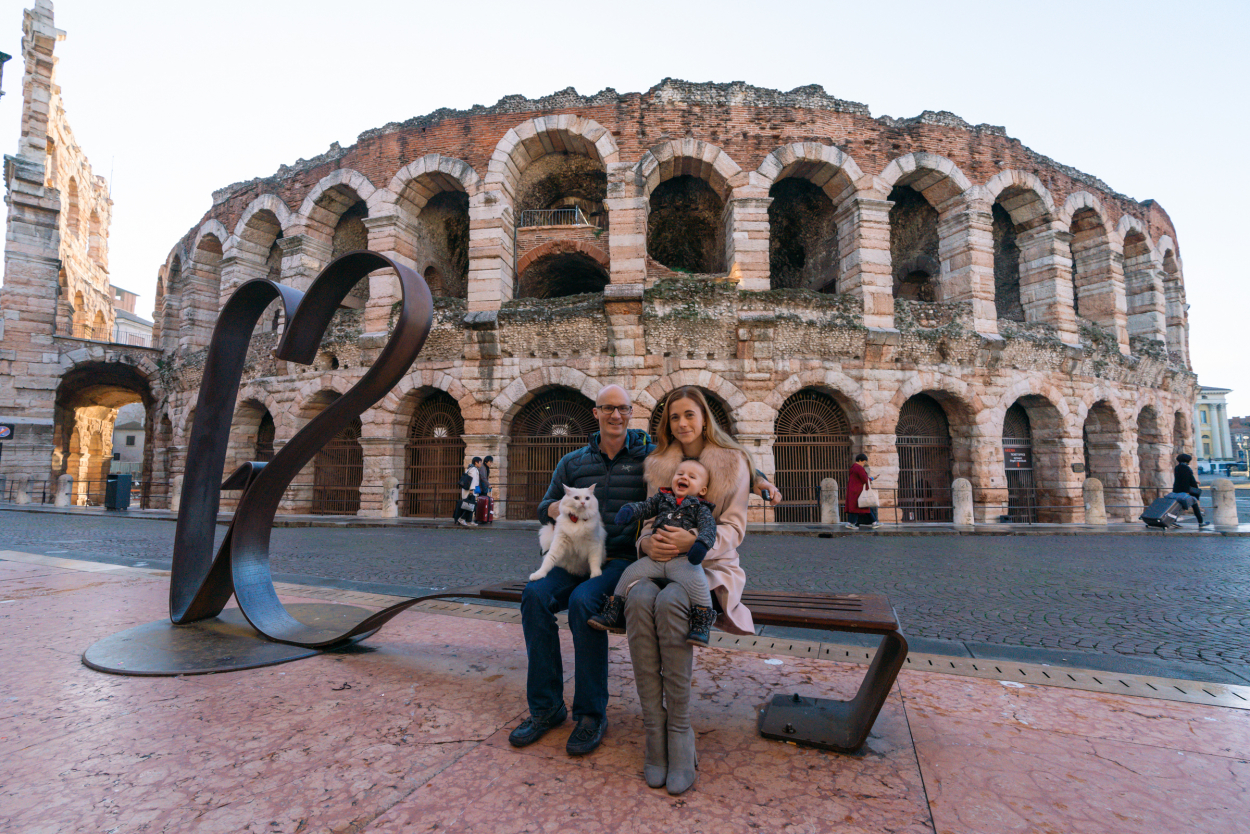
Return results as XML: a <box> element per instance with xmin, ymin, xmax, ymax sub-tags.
<box><xmin>869</xmin><ymin>522</ymin><xmax>881</xmax><ymax>529</ymax></box>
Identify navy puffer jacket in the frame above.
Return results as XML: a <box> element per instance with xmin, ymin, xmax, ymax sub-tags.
<box><xmin>537</xmin><ymin>428</ymin><xmax>654</xmax><ymax>559</ymax></box>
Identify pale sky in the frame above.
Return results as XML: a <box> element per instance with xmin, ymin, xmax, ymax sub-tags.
<box><xmin>2</xmin><ymin>0</ymin><xmax>1246</xmax><ymax>413</ymax></box>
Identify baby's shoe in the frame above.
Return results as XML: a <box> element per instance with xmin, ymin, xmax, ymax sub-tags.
<box><xmin>686</xmin><ymin>605</ymin><xmax>716</xmax><ymax>647</ymax></box>
<box><xmin>588</xmin><ymin>595</ymin><xmax>626</xmax><ymax>633</ymax></box>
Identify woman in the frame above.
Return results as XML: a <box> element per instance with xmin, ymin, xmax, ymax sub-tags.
<box><xmin>624</xmin><ymin>387</ymin><xmax>756</xmax><ymax>796</ymax></box>
<box><xmin>845</xmin><ymin>453</ymin><xmax>879</xmax><ymax>529</ymax></box>
<box><xmin>1170</xmin><ymin>453</ymin><xmax>1208</xmax><ymax>528</ymax></box>
<box><xmin>455</xmin><ymin>456</ymin><xmax>481</xmax><ymax>527</ymax></box>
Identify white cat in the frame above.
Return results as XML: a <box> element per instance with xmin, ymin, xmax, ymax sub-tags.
<box><xmin>531</xmin><ymin>484</ymin><xmax>607</xmax><ymax>581</ymax></box>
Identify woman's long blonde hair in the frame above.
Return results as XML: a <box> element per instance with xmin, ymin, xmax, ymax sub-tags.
<box><xmin>653</xmin><ymin>387</ymin><xmax>756</xmax><ymax>475</ymax></box>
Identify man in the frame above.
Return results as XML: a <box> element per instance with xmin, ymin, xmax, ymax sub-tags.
<box><xmin>477</xmin><ymin>455</ymin><xmax>493</xmax><ymax>496</ymax></box>
<box><xmin>509</xmin><ymin>384</ymin><xmax>780</xmax><ymax>756</ymax></box>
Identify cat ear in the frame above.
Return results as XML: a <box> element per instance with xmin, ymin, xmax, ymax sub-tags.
<box><xmin>588</xmin><ymin>483</ymin><xmax>597</xmax><ymax>494</ymax></box>
<box><xmin>562</xmin><ymin>484</ymin><xmax>571</xmax><ymax>494</ymax></box>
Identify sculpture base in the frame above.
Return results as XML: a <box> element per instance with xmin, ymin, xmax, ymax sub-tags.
<box><xmin>82</xmin><ymin>604</ymin><xmax>376</xmax><ymax>676</ymax></box>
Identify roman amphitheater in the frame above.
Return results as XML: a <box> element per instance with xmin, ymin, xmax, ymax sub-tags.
<box><xmin>0</xmin><ymin>2</ymin><xmax>1196</xmax><ymax>524</ymax></box>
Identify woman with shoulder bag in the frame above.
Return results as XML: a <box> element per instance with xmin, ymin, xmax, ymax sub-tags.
<box><xmin>845</xmin><ymin>453</ymin><xmax>880</xmax><ymax>529</ymax></box>
<box><xmin>456</xmin><ymin>457</ymin><xmax>481</xmax><ymax>527</ymax></box>
<box><xmin>1168</xmin><ymin>453</ymin><xmax>1208</xmax><ymax>528</ymax></box>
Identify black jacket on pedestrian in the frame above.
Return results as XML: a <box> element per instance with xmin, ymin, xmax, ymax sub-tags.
<box><xmin>1172</xmin><ymin>463</ymin><xmax>1200</xmax><ymax>496</ymax></box>
<box><xmin>537</xmin><ymin>428</ymin><xmax>654</xmax><ymax>560</ymax></box>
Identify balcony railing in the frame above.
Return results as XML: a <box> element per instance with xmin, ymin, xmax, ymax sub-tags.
<box><xmin>517</xmin><ymin>208</ymin><xmax>601</xmax><ymax>229</ymax></box>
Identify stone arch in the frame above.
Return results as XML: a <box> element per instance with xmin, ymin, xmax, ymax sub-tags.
<box><xmin>379</xmin><ymin>154</ymin><xmax>482</xmax><ymax>221</ymax></box>
<box><xmin>764</xmin><ymin>369</ymin><xmax>869</xmax><ymax>428</ymax></box>
<box><xmin>759</xmin><ymin>144</ymin><xmax>863</xmax><ymax>293</ymax></box>
<box><xmin>71</xmin><ymin>290</ymin><xmax>87</xmax><ymax>338</ymax></box>
<box><xmin>231</xmin><ymin>194</ymin><xmax>294</xmax><ymax>282</ymax></box>
<box><xmin>875</xmin><ymin>152</ymin><xmax>972</xmax><ymax>209</ymax></box>
<box><xmin>985</xmin><ymin>172</ymin><xmax>1057</xmax><ymax>325</ymax></box>
<box><xmin>1082</xmin><ymin>397</ymin><xmax>1136</xmax><ymax>518</ymax></box>
<box><xmin>634</xmin><ymin>138</ymin><xmax>741</xmax><ymax>203</ymax></box>
<box><xmin>188</xmin><ymin>229</ymin><xmax>225</xmax><ymax>337</ymax></box>
<box><xmin>91</xmin><ymin>310</ymin><xmax>107</xmax><ymax>342</ymax></box>
<box><xmin>1120</xmin><ymin>218</ymin><xmax>1166</xmax><ymax>345</ymax></box>
<box><xmin>637</xmin><ymin>140</ymin><xmax>742</xmax><ymax>275</ymax></box>
<box><xmin>1172</xmin><ymin>408</ymin><xmax>1191</xmax><ymax>458</ymax></box>
<box><xmin>514</xmin><ymin>240</ymin><xmax>610</xmax><ymax>299</ymax></box>
<box><xmin>493</xmin><ymin>366</ymin><xmax>601</xmax><ymax>426</ymax></box>
<box><xmin>373</xmin><ymin>369</ymin><xmax>474</xmax><ymax>437</ymax></box>
<box><xmin>88</xmin><ymin>210</ymin><xmax>104</xmax><ymax>266</ymax></box>
<box><xmin>994</xmin><ymin>383</ymin><xmax>1071</xmax><ymax>522</ymax></box>
<box><xmin>296</xmin><ymin>169</ymin><xmax>377</xmax><ymax>243</ymax></box>
<box><xmin>756</xmin><ymin>143</ymin><xmax>864</xmax><ymax>203</ymax></box>
<box><xmin>772</xmin><ymin>386</ymin><xmax>857</xmax><ymax>522</ymax></box>
<box><xmin>637</xmin><ymin>370</ymin><xmax>749</xmax><ymax>429</ymax></box>
<box><xmin>1160</xmin><ymin>244</ymin><xmax>1188</xmax><ymax>364</ymax></box>
<box><xmin>485</xmin><ymin>115</ymin><xmax>619</xmax><ymax>205</ymax></box>
<box><xmin>66</xmin><ymin>176</ymin><xmax>81</xmax><ymax>237</ymax></box>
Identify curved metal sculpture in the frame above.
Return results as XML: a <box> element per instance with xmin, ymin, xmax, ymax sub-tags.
<box><xmin>169</xmin><ymin>250</ymin><xmax>445</xmax><ymax>648</ymax></box>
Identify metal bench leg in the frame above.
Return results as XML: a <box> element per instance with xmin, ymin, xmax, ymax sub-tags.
<box><xmin>758</xmin><ymin>630</ymin><xmax>909</xmax><ymax>753</ymax></box>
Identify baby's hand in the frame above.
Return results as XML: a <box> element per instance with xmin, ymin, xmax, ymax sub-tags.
<box><xmin>614</xmin><ymin>505</ymin><xmax>636</xmax><ymax>525</ymax></box>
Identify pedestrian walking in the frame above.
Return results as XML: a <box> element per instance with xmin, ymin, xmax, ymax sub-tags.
<box><xmin>455</xmin><ymin>457</ymin><xmax>481</xmax><ymax>527</ymax></box>
<box><xmin>1167</xmin><ymin>453</ymin><xmax>1208</xmax><ymax>528</ymax></box>
<box><xmin>845</xmin><ymin>453</ymin><xmax>880</xmax><ymax>529</ymax></box>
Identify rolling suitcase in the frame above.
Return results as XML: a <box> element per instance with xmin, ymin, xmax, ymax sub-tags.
<box><xmin>1140</xmin><ymin>496</ymin><xmax>1183</xmax><ymax>529</ymax></box>
<box><xmin>475</xmin><ymin>494</ymin><xmax>494</xmax><ymax>524</ymax></box>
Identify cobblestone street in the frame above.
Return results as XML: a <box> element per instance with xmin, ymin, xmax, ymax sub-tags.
<box><xmin>3</xmin><ymin>508</ymin><xmax>1248</xmax><ymax>685</ymax></box>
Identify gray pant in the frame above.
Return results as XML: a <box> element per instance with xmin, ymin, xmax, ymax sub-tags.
<box><xmin>614</xmin><ymin>556</ymin><xmax>712</xmax><ymax>609</ymax></box>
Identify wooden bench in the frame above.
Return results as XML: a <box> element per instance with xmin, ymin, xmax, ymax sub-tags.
<box><xmin>476</xmin><ymin>582</ymin><xmax>908</xmax><ymax>754</ymax></box>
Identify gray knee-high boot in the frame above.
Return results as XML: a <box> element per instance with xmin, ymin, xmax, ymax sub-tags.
<box><xmin>656</xmin><ymin>585</ymin><xmax>697</xmax><ymax>795</ymax></box>
<box><xmin>625</xmin><ymin>582</ymin><xmax>667</xmax><ymax>789</ymax></box>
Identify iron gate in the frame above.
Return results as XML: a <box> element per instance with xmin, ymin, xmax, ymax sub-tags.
<box><xmin>312</xmin><ymin>417</ymin><xmax>363</xmax><ymax>515</ymax></box>
<box><xmin>773</xmin><ymin>390</ymin><xmax>851</xmax><ymax>522</ymax></box>
<box><xmin>403</xmin><ymin>392</ymin><xmax>465</xmax><ymax>518</ymax></box>
<box><xmin>506</xmin><ymin>390</ymin><xmax>597</xmax><ymax>520</ymax></box>
<box><xmin>896</xmin><ymin>394</ymin><xmax>953</xmax><ymax>522</ymax></box>
<box><xmin>1003</xmin><ymin>403</ymin><xmax>1037</xmax><ymax>523</ymax></box>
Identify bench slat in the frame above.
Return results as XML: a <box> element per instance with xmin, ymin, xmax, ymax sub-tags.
<box><xmin>479</xmin><ymin>582</ymin><xmax>899</xmax><ymax>632</ymax></box>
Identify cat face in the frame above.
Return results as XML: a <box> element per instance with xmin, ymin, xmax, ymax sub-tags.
<box><xmin>561</xmin><ymin>484</ymin><xmax>598</xmax><ymax>518</ymax></box>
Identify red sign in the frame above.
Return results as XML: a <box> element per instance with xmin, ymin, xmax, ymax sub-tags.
<box><xmin>0</xmin><ymin>424</ymin><xmax>13</xmax><ymax>440</ymax></box>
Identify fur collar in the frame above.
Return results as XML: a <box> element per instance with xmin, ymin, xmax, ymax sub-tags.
<box><xmin>645</xmin><ymin>443</ymin><xmax>747</xmax><ymax>518</ymax></box>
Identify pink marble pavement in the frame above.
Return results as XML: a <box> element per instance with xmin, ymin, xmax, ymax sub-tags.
<box><xmin>1</xmin><ymin>557</ymin><xmax>1247</xmax><ymax>833</ymax></box>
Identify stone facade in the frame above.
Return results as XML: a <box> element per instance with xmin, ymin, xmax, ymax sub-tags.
<box><xmin>0</xmin><ymin>4</ymin><xmax>1197</xmax><ymax>522</ymax></box>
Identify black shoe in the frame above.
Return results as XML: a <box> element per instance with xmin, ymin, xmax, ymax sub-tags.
<box><xmin>565</xmin><ymin>715</ymin><xmax>606</xmax><ymax>756</ymax></box>
<box><xmin>686</xmin><ymin>604</ymin><xmax>716</xmax><ymax>647</ymax></box>
<box><xmin>587</xmin><ymin>594</ymin><xmax>626</xmax><ymax>633</ymax></box>
<box><xmin>508</xmin><ymin>704</ymin><xmax>567</xmax><ymax>748</ymax></box>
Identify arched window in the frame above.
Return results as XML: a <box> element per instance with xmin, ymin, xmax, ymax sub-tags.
<box><xmin>332</xmin><ymin>201</ymin><xmax>370</xmax><ymax>304</ymax></box>
<box><xmin>1137</xmin><ymin>407</ymin><xmax>1163</xmax><ymax>504</ymax></box>
<box><xmin>506</xmin><ymin>389</ymin><xmax>597</xmax><ymax>520</ymax></box>
<box><xmin>773</xmin><ymin>389</ymin><xmax>851</xmax><ymax>522</ymax></box>
<box><xmin>768</xmin><ymin>178</ymin><xmax>839</xmax><ymax>292</ymax></box>
<box><xmin>66</xmin><ymin>177</ymin><xmax>81</xmax><ymax>238</ymax></box>
<box><xmin>92</xmin><ymin>310</ymin><xmax>107</xmax><ymax>342</ymax></box>
<box><xmin>402</xmin><ymin>391</ymin><xmax>466</xmax><ymax>518</ymax></box>
<box><xmin>889</xmin><ymin>187</ymin><xmax>939</xmax><ymax>301</ymax></box>
<box><xmin>991</xmin><ymin>204</ymin><xmax>1024</xmax><ymax>322</ymax></box>
<box><xmin>255</xmin><ymin>411</ymin><xmax>275</xmax><ymax>462</ymax></box>
<box><xmin>312</xmin><ymin>417</ymin><xmax>363</xmax><ymax>515</ymax></box>
<box><xmin>1002</xmin><ymin>403</ymin><xmax>1036</xmax><ymax>522</ymax></box>
<box><xmin>896</xmin><ymin>394</ymin><xmax>952</xmax><ymax>522</ymax></box>
<box><xmin>88</xmin><ymin>211</ymin><xmax>104</xmax><ymax>266</ymax></box>
<box><xmin>515</xmin><ymin>252</ymin><xmax>609</xmax><ymax>299</ymax></box>
<box><xmin>648</xmin><ymin>175</ymin><xmax>725</xmax><ymax>274</ymax></box>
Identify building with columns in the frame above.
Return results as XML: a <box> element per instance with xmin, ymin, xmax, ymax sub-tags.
<box><xmin>0</xmin><ymin>2</ymin><xmax>1198</xmax><ymax>522</ymax></box>
<box><xmin>1194</xmin><ymin>387</ymin><xmax>1235</xmax><ymax>474</ymax></box>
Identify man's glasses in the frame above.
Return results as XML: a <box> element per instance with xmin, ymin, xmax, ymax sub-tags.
<box><xmin>595</xmin><ymin>404</ymin><xmax>633</xmax><ymax>415</ymax></box>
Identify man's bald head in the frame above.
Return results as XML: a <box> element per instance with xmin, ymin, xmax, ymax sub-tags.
<box><xmin>595</xmin><ymin>384</ymin><xmax>632</xmax><ymax>408</ymax></box>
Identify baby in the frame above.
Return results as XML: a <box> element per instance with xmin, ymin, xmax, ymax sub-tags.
<box><xmin>588</xmin><ymin>459</ymin><xmax>718</xmax><ymax>646</ymax></box>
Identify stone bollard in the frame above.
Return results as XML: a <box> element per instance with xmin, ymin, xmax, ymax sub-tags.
<box><xmin>170</xmin><ymin>474</ymin><xmax>184</xmax><ymax>513</ymax></box>
<box><xmin>13</xmin><ymin>474</ymin><xmax>30</xmax><ymax>505</ymax></box>
<box><xmin>55</xmin><ymin>474</ymin><xmax>73</xmax><ymax>507</ymax></box>
<box><xmin>820</xmin><ymin>477</ymin><xmax>840</xmax><ymax>524</ymax></box>
<box><xmin>381</xmin><ymin>476</ymin><xmax>400</xmax><ymax>519</ymax></box>
<box><xmin>952</xmin><ymin>478</ymin><xmax>975</xmax><ymax>526</ymax></box>
<box><xmin>1213</xmin><ymin>479</ymin><xmax>1239</xmax><ymax>528</ymax></box>
<box><xmin>1083</xmin><ymin>478</ymin><xmax>1107</xmax><ymax>525</ymax></box>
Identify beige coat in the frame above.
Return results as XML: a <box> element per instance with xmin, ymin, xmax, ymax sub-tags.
<box><xmin>641</xmin><ymin>443</ymin><xmax>755</xmax><ymax>635</ymax></box>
